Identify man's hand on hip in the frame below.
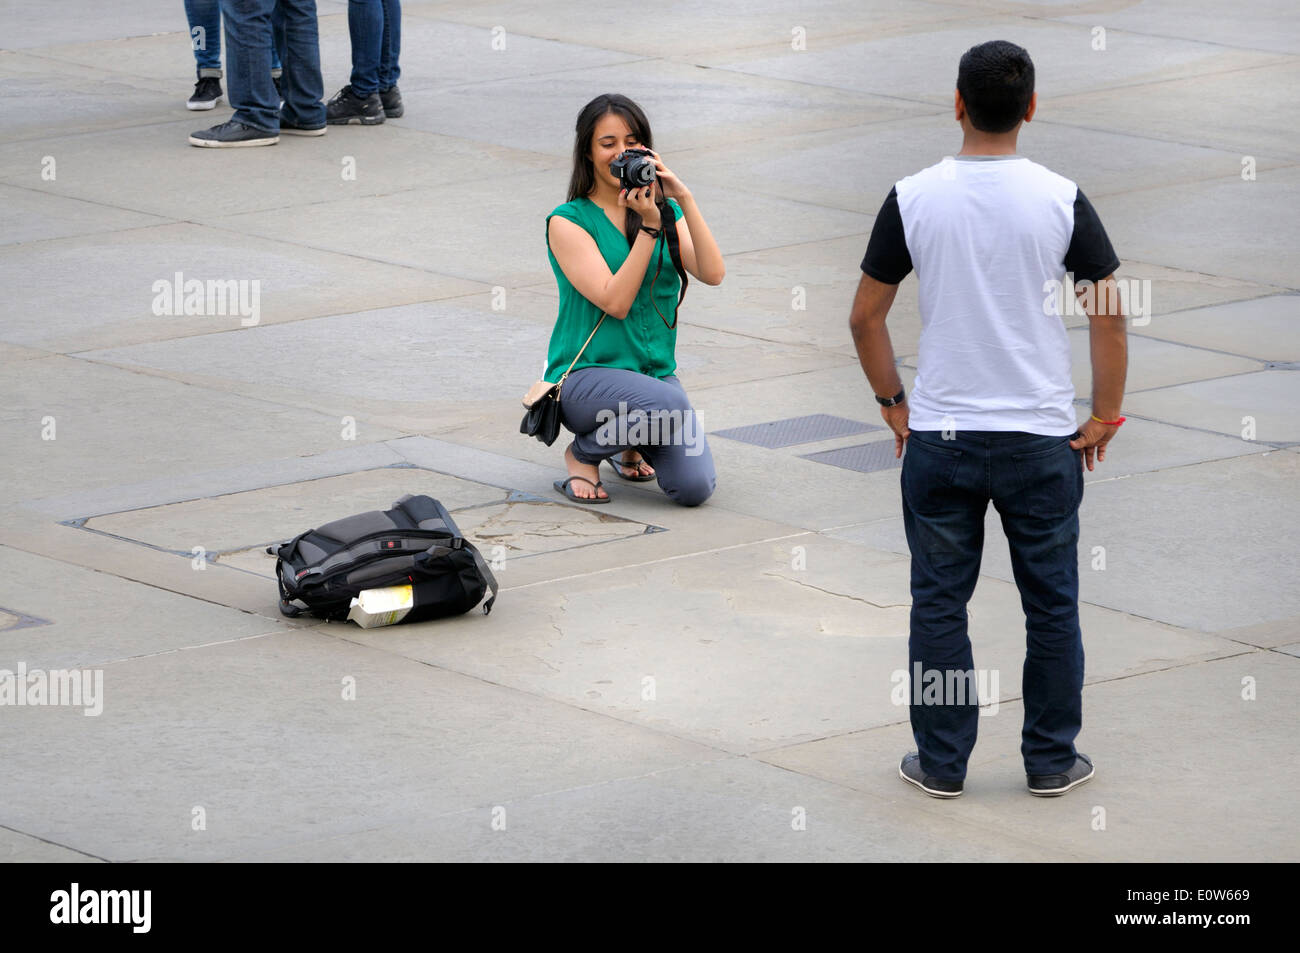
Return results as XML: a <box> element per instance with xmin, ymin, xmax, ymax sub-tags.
<box><xmin>1069</xmin><ymin>418</ymin><xmax>1119</xmax><ymax>471</ymax></box>
<box><xmin>883</xmin><ymin>402</ymin><xmax>910</xmax><ymax>458</ymax></box>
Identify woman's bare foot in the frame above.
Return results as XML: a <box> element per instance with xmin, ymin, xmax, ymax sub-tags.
<box><xmin>611</xmin><ymin>450</ymin><xmax>655</xmax><ymax>479</ymax></box>
<box><xmin>564</xmin><ymin>443</ymin><xmax>608</xmax><ymax>500</ymax></box>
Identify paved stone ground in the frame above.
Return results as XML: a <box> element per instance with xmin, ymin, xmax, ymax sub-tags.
<box><xmin>1</xmin><ymin>1</ymin><xmax>1297</xmax><ymax>862</ymax></box>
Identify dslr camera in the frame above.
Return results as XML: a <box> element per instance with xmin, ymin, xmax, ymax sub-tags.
<box><xmin>609</xmin><ymin>148</ymin><xmax>656</xmax><ymax>190</ymax></box>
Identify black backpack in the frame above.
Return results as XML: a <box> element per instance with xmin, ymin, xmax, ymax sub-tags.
<box><xmin>267</xmin><ymin>494</ymin><xmax>498</xmax><ymax>622</ymax></box>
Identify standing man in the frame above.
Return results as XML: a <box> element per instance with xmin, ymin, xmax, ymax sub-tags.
<box><xmin>848</xmin><ymin>40</ymin><xmax>1127</xmax><ymax>799</ymax></box>
<box><xmin>190</xmin><ymin>0</ymin><xmax>327</xmax><ymax>146</ymax></box>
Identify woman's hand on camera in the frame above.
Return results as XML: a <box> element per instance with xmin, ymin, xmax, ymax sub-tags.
<box><xmin>619</xmin><ymin>186</ymin><xmax>661</xmax><ymax>229</ymax></box>
<box><xmin>646</xmin><ymin>150</ymin><xmax>687</xmax><ymax>200</ymax></box>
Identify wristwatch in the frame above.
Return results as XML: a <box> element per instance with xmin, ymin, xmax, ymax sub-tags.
<box><xmin>875</xmin><ymin>387</ymin><xmax>906</xmax><ymax>407</ymax></box>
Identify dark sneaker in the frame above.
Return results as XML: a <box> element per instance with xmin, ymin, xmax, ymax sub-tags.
<box><xmin>188</xmin><ymin>119</ymin><xmax>278</xmax><ymax>148</ymax></box>
<box><xmin>379</xmin><ymin>84</ymin><xmax>403</xmax><ymax>118</ymax></box>
<box><xmin>326</xmin><ymin>85</ymin><xmax>384</xmax><ymax>124</ymax></box>
<box><xmin>279</xmin><ymin>115</ymin><xmax>327</xmax><ymax>136</ymax></box>
<box><xmin>898</xmin><ymin>752</ymin><xmax>963</xmax><ymax>799</ymax></box>
<box><xmin>187</xmin><ymin>76</ymin><xmax>223</xmax><ymax>110</ymax></box>
<box><xmin>1027</xmin><ymin>753</ymin><xmax>1095</xmax><ymax>797</ymax></box>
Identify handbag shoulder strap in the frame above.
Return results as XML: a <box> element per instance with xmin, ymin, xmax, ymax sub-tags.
<box><xmin>557</xmin><ymin>312</ymin><xmax>607</xmax><ymax>391</ymax></box>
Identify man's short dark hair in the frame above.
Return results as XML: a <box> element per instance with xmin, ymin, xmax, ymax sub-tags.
<box><xmin>957</xmin><ymin>40</ymin><xmax>1035</xmax><ymax>134</ymax></box>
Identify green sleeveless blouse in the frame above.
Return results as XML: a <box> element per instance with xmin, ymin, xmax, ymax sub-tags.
<box><xmin>543</xmin><ymin>196</ymin><xmax>684</xmax><ymax>383</ymax></box>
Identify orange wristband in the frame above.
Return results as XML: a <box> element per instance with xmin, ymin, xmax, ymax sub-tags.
<box><xmin>1090</xmin><ymin>414</ymin><xmax>1126</xmax><ymax>426</ymax></box>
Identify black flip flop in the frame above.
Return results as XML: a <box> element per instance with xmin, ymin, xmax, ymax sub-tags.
<box><xmin>606</xmin><ymin>454</ymin><xmax>656</xmax><ymax>482</ymax></box>
<box><xmin>554</xmin><ymin>475</ymin><xmax>610</xmax><ymax>504</ymax></box>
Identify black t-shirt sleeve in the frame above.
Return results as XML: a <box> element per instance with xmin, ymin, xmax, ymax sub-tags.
<box><xmin>861</xmin><ymin>187</ymin><xmax>913</xmax><ymax>284</ymax></box>
<box><xmin>1064</xmin><ymin>187</ymin><xmax>1120</xmax><ymax>283</ymax></box>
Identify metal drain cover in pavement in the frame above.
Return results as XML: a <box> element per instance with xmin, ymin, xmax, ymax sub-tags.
<box><xmin>801</xmin><ymin>441</ymin><xmax>903</xmax><ymax>474</ymax></box>
<box><xmin>712</xmin><ymin>414</ymin><xmax>881</xmax><ymax>449</ymax></box>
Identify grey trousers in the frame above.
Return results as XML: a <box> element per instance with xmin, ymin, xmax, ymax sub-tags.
<box><xmin>559</xmin><ymin>366</ymin><xmax>716</xmax><ymax>507</ymax></box>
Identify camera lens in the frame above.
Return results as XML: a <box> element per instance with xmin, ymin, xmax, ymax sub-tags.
<box><xmin>628</xmin><ymin>158</ymin><xmax>655</xmax><ymax>187</ymax></box>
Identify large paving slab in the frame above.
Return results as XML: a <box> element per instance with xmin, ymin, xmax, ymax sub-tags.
<box><xmin>1</xmin><ymin>0</ymin><xmax>185</xmax><ymax>50</ymax></box>
<box><xmin>0</xmin><ymin>53</ymin><xmax>185</xmax><ymax>142</ymax></box>
<box><xmin>0</xmin><ymin>183</ymin><xmax>168</xmax><ymax>246</ymax></box>
<box><xmin>0</xmin><ymin>357</ymin><xmax>408</xmax><ymax>501</ymax></box>
<box><xmin>0</xmin><ymin>630</ymin><xmax>728</xmax><ymax>862</ymax></box>
<box><xmin>1051</xmin><ymin>0</ymin><xmax>1300</xmax><ymax>57</ymax></box>
<box><xmin>758</xmin><ymin>653</ymin><xmax>1299</xmax><ymax>862</ymax></box>
<box><xmin>1124</xmin><ymin>369</ymin><xmax>1300</xmax><ymax>443</ymax></box>
<box><xmin>1128</xmin><ymin>294</ymin><xmax>1300</xmax><ymax>363</ymax></box>
<box><xmin>406</xmin><ymin>0</ymin><xmax>976</xmax><ymax>60</ymax></box>
<box><xmin>246</xmin><ymin>755</ymin><xmax>1082</xmax><ymax>862</ymax></box>
<box><xmin>1047</xmin><ymin>58</ymin><xmax>1300</xmax><ymax>161</ymax></box>
<box><xmin>0</xmin><ymin>222</ymin><xmax>484</xmax><ymax>353</ymax></box>
<box><xmin>0</xmin><ymin>115</ymin><xmax>558</xmax><ymax>220</ymax></box>
<box><xmin>1096</xmin><ymin>166</ymin><xmax>1300</xmax><ymax>288</ymax></box>
<box><xmin>705</xmin><ymin>17</ymin><xmax>1282</xmax><ymax>104</ymax></box>
<box><xmin>0</xmin><ymin>544</ymin><xmax>285</xmax><ymax>670</ymax></box>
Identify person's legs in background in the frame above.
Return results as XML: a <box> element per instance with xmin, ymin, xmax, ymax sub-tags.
<box><xmin>184</xmin><ymin>0</ymin><xmax>224</xmax><ymax>108</ymax></box>
<box><xmin>990</xmin><ymin>432</ymin><xmax>1086</xmax><ymax>779</ymax></box>
<box><xmin>377</xmin><ymin>0</ymin><xmax>402</xmax><ymax>117</ymax></box>
<box><xmin>219</xmin><ymin>0</ymin><xmax>278</xmax><ymax>131</ymax></box>
<box><xmin>326</xmin><ymin>0</ymin><xmax>387</xmax><ymax>124</ymax></box>
<box><xmin>900</xmin><ymin>431</ymin><xmax>989</xmax><ymax>784</ymax></box>
<box><xmin>275</xmin><ymin>0</ymin><xmax>326</xmax><ymax>131</ymax></box>
<box><xmin>270</xmin><ymin>21</ymin><xmax>283</xmax><ymax>100</ymax></box>
<box><xmin>190</xmin><ymin>0</ymin><xmax>281</xmax><ymax>144</ymax></box>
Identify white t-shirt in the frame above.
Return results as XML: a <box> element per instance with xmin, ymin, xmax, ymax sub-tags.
<box><xmin>861</xmin><ymin>155</ymin><xmax>1119</xmax><ymax>435</ymax></box>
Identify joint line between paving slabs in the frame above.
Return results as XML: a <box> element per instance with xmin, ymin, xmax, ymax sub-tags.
<box><xmin>0</xmin><ymin>823</ymin><xmax>112</xmax><ymax>863</ymax></box>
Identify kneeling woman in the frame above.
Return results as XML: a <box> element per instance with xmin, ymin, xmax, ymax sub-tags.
<box><xmin>544</xmin><ymin>93</ymin><xmax>725</xmax><ymax>505</ymax></box>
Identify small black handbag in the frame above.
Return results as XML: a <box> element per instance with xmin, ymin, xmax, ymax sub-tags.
<box><xmin>520</xmin><ymin>312</ymin><xmax>606</xmax><ymax>445</ymax></box>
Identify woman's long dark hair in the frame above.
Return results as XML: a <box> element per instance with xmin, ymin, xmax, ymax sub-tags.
<box><xmin>567</xmin><ymin>93</ymin><xmax>654</xmax><ymax>248</ymax></box>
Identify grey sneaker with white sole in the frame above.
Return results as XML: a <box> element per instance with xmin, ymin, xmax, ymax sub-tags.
<box><xmin>898</xmin><ymin>751</ymin><xmax>963</xmax><ymax>798</ymax></box>
<box><xmin>1027</xmin><ymin>753</ymin><xmax>1095</xmax><ymax>796</ymax></box>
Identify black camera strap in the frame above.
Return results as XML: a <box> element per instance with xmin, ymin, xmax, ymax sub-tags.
<box><xmin>649</xmin><ymin>179</ymin><xmax>689</xmax><ymax>330</ymax></box>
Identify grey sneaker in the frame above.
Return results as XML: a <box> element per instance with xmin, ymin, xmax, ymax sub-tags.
<box><xmin>1027</xmin><ymin>753</ymin><xmax>1094</xmax><ymax>797</ymax></box>
<box><xmin>188</xmin><ymin>119</ymin><xmax>278</xmax><ymax>148</ymax></box>
<box><xmin>898</xmin><ymin>752</ymin><xmax>963</xmax><ymax>798</ymax></box>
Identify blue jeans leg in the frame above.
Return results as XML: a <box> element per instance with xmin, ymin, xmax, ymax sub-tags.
<box><xmin>901</xmin><ymin>430</ymin><xmax>987</xmax><ymax>781</ymax></box>
<box><xmin>378</xmin><ymin>0</ymin><xmax>400</xmax><ymax>89</ymax></box>
<box><xmin>221</xmin><ymin>0</ymin><xmax>278</xmax><ymax>131</ymax></box>
<box><xmin>347</xmin><ymin>0</ymin><xmax>384</xmax><ymax>96</ymax></box>
<box><xmin>186</xmin><ymin>0</ymin><xmax>222</xmax><ymax>73</ymax></box>
<box><xmin>275</xmin><ymin>0</ymin><xmax>325</xmax><ymax>126</ymax></box>
<box><xmin>990</xmin><ymin>433</ymin><xmax>1086</xmax><ymax>776</ymax></box>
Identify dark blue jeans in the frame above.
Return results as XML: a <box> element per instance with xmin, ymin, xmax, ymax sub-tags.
<box><xmin>222</xmin><ymin>0</ymin><xmax>324</xmax><ymax>132</ymax></box>
<box><xmin>185</xmin><ymin>0</ymin><xmax>280</xmax><ymax>74</ymax></box>
<box><xmin>901</xmin><ymin>429</ymin><xmax>1085</xmax><ymax>781</ymax></box>
<box><xmin>347</xmin><ymin>0</ymin><xmax>401</xmax><ymax>96</ymax></box>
